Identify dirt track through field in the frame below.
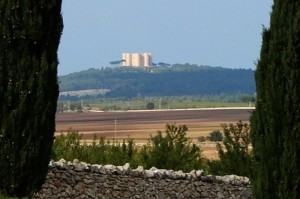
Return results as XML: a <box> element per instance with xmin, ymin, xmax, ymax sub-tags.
<box><xmin>55</xmin><ymin>108</ymin><xmax>253</xmax><ymax>159</ymax></box>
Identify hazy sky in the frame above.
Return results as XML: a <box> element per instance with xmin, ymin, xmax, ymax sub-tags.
<box><xmin>58</xmin><ymin>0</ymin><xmax>273</xmax><ymax>75</ymax></box>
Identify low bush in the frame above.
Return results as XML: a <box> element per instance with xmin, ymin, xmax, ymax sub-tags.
<box><xmin>52</xmin><ymin>129</ymin><xmax>139</xmax><ymax>168</ymax></box>
<box><xmin>140</xmin><ymin>124</ymin><xmax>206</xmax><ymax>172</ymax></box>
<box><xmin>208</xmin><ymin>121</ymin><xmax>252</xmax><ymax>177</ymax></box>
<box><xmin>207</xmin><ymin>130</ymin><xmax>223</xmax><ymax>141</ymax></box>
<box><xmin>52</xmin><ymin>124</ymin><xmax>206</xmax><ymax>172</ymax></box>
<box><xmin>198</xmin><ymin>136</ymin><xmax>206</xmax><ymax>142</ymax></box>
<box><xmin>52</xmin><ymin>122</ymin><xmax>252</xmax><ymax>176</ymax></box>
<box><xmin>146</xmin><ymin>102</ymin><xmax>155</xmax><ymax>110</ymax></box>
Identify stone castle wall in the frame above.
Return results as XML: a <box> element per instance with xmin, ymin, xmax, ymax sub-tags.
<box><xmin>34</xmin><ymin>159</ymin><xmax>252</xmax><ymax>199</ymax></box>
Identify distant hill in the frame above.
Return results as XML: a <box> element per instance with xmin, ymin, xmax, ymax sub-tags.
<box><xmin>58</xmin><ymin>64</ymin><xmax>255</xmax><ymax>99</ymax></box>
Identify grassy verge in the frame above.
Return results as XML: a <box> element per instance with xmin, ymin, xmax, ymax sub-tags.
<box><xmin>60</xmin><ymin>98</ymin><xmax>253</xmax><ymax>112</ymax></box>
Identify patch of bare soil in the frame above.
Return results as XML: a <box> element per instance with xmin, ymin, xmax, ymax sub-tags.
<box><xmin>55</xmin><ymin>108</ymin><xmax>253</xmax><ymax>159</ymax></box>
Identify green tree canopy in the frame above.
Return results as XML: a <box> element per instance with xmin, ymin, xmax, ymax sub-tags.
<box><xmin>209</xmin><ymin>121</ymin><xmax>252</xmax><ymax>176</ymax></box>
<box><xmin>141</xmin><ymin>123</ymin><xmax>204</xmax><ymax>172</ymax></box>
<box><xmin>250</xmin><ymin>0</ymin><xmax>300</xmax><ymax>198</ymax></box>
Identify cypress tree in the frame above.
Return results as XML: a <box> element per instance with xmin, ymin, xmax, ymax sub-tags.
<box><xmin>0</xmin><ymin>1</ymin><xmax>63</xmax><ymax>197</ymax></box>
<box><xmin>250</xmin><ymin>0</ymin><xmax>300</xmax><ymax>198</ymax></box>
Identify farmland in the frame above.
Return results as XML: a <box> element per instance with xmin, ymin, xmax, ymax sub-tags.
<box><xmin>55</xmin><ymin>108</ymin><xmax>253</xmax><ymax>159</ymax></box>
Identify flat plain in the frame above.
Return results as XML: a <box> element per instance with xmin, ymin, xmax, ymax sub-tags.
<box><xmin>55</xmin><ymin>108</ymin><xmax>253</xmax><ymax>159</ymax></box>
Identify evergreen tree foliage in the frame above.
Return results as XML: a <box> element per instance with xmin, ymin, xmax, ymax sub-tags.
<box><xmin>0</xmin><ymin>1</ymin><xmax>63</xmax><ymax>197</ymax></box>
<box><xmin>250</xmin><ymin>1</ymin><xmax>300</xmax><ymax>198</ymax></box>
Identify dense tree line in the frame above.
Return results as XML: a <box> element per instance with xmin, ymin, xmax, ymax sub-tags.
<box><xmin>59</xmin><ymin>64</ymin><xmax>255</xmax><ymax>98</ymax></box>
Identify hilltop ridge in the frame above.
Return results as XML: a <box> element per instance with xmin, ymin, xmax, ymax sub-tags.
<box><xmin>59</xmin><ymin>64</ymin><xmax>255</xmax><ymax>99</ymax></box>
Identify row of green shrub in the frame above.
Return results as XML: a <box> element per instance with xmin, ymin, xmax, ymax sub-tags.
<box><xmin>52</xmin><ymin>121</ymin><xmax>252</xmax><ymax>176</ymax></box>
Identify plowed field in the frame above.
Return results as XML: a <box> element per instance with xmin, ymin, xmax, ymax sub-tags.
<box><xmin>55</xmin><ymin>108</ymin><xmax>253</xmax><ymax>159</ymax></box>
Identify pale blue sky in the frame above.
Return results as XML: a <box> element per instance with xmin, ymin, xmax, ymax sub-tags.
<box><xmin>58</xmin><ymin>0</ymin><xmax>273</xmax><ymax>75</ymax></box>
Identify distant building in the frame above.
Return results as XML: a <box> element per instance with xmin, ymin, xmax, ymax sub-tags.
<box><xmin>122</xmin><ymin>53</ymin><xmax>152</xmax><ymax>67</ymax></box>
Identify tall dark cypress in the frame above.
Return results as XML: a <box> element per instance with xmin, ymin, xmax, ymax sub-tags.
<box><xmin>250</xmin><ymin>0</ymin><xmax>300</xmax><ymax>198</ymax></box>
<box><xmin>0</xmin><ymin>1</ymin><xmax>63</xmax><ymax>197</ymax></box>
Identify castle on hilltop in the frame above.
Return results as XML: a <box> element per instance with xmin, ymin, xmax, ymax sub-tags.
<box><xmin>122</xmin><ymin>52</ymin><xmax>152</xmax><ymax>67</ymax></box>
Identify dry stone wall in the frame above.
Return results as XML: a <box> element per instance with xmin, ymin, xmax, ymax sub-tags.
<box><xmin>33</xmin><ymin>159</ymin><xmax>252</xmax><ymax>199</ymax></box>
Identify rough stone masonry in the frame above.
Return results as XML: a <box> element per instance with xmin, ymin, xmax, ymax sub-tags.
<box><xmin>33</xmin><ymin>159</ymin><xmax>252</xmax><ymax>199</ymax></box>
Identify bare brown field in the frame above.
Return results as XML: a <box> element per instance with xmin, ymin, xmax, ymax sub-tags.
<box><xmin>55</xmin><ymin>108</ymin><xmax>253</xmax><ymax>159</ymax></box>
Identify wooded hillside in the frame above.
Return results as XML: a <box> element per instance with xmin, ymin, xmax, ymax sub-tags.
<box><xmin>59</xmin><ymin>64</ymin><xmax>255</xmax><ymax>98</ymax></box>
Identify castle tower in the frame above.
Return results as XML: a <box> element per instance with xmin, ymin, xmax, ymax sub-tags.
<box><xmin>143</xmin><ymin>53</ymin><xmax>152</xmax><ymax>67</ymax></box>
<box><xmin>122</xmin><ymin>52</ymin><xmax>152</xmax><ymax>67</ymax></box>
<box><xmin>122</xmin><ymin>53</ymin><xmax>132</xmax><ymax>66</ymax></box>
